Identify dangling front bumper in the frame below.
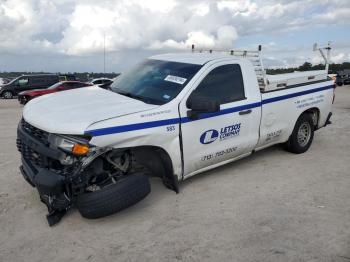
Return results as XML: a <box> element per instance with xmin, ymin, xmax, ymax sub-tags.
<box><xmin>17</xmin><ymin>120</ymin><xmax>76</xmax><ymax>226</ymax></box>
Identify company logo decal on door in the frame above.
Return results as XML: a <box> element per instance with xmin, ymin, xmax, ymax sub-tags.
<box><xmin>200</xmin><ymin>123</ymin><xmax>241</xmax><ymax>144</ymax></box>
<box><xmin>200</xmin><ymin>129</ymin><xmax>219</xmax><ymax>144</ymax></box>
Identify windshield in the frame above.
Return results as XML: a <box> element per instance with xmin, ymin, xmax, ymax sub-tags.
<box><xmin>4</xmin><ymin>76</ymin><xmax>20</xmax><ymax>85</ymax></box>
<box><xmin>48</xmin><ymin>82</ymin><xmax>62</xmax><ymax>89</ymax></box>
<box><xmin>110</xmin><ymin>59</ymin><xmax>202</xmax><ymax>105</ymax></box>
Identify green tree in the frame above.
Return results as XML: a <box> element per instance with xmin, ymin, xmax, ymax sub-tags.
<box><xmin>298</xmin><ymin>62</ymin><xmax>313</xmax><ymax>71</ymax></box>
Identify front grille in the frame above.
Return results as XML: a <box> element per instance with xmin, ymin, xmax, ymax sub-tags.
<box><xmin>18</xmin><ymin>119</ymin><xmax>50</xmax><ymax>168</ymax></box>
<box><xmin>18</xmin><ymin>119</ymin><xmax>76</xmax><ymax>176</ymax></box>
<box><xmin>17</xmin><ymin>138</ymin><xmax>47</xmax><ymax>167</ymax></box>
<box><xmin>21</xmin><ymin>119</ymin><xmax>49</xmax><ymax>145</ymax></box>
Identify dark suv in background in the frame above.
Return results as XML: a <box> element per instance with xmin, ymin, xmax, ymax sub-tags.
<box><xmin>0</xmin><ymin>74</ymin><xmax>75</xmax><ymax>99</ymax></box>
<box><xmin>336</xmin><ymin>70</ymin><xmax>350</xmax><ymax>86</ymax></box>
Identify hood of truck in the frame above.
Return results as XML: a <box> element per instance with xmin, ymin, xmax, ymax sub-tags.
<box><xmin>23</xmin><ymin>86</ymin><xmax>158</xmax><ymax>134</ymax></box>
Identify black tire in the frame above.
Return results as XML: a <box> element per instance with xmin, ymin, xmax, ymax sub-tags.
<box><xmin>284</xmin><ymin>113</ymin><xmax>314</xmax><ymax>154</ymax></box>
<box><xmin>2</xmin><ymin>91</ymin><xmax>13</xmax><ymax>99</ymax></box>
<box><xmin>19</xmin><ymin>96</ymin><xmax>29</xmax><ymax>105</ymax></box>
<box><xmin>76</xmin><ymin>173</ymin><xmax>151</xmax><ymax>219</ymax></box>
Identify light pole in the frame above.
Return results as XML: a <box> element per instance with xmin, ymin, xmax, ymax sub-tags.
<box><xmin>103</xmin><ymin>32</ymin><xmax>106</xmax><ymax>74</ymax></box>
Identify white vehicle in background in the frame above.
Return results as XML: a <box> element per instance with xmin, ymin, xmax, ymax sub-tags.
<box><xmin>17</xmin><ymin>43</ymin><xmax>334</xmax><ymax>225</ymax></box>
<box><xmin>90</xmin><ymin>77</ymin><xmax>114</xmax><ymax>89</ymax></box>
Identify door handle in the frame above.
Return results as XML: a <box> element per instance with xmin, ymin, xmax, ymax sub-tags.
<box><xmin>239</xmin><ymin>109</ymin><xmax>252</xmax><ymax>115</ymax></box>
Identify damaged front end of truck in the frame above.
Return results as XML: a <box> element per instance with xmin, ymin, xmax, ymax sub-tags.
<box><xmin>16</xmin><ymin>116</ymin><xmax>179</xmax><ymax>226</ymax></box>
<box><xmin>17</xmin><ymin>119</ymin><xmax>136</xmax><ymax>226</ymax></box>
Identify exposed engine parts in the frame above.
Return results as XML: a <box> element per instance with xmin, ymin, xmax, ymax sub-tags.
<box><xmin>105</xmin><ymin>150</ymin><xmax>131</xmax><ymax>174</ymax></box>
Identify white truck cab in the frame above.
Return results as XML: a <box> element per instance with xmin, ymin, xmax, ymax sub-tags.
<box><xmin>17</xmin><ymin>47</ymin><xmax>334</xmax><ymax>225</ymax></box>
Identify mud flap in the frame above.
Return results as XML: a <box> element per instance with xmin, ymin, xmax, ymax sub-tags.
<box><xmin>325</xmin><ymin>112</ymin><xmax>332</xmax><ymax>126</ymax></box>
<box><xmin>162</xmin><ymin>173</ymin><xmax>179</xmax><ymax>193</ymax></box>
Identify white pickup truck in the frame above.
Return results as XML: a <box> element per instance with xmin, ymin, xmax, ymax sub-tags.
<box><xmin>17</xmin><ymin>48</ymin><xmax>334</xmax><ymax>225</ymax></box>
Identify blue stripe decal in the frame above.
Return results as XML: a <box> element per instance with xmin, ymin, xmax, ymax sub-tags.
<box><xmin>87</xmin><ymin>118</ymin><xmax>180</xmax><ymax>136</ymax></box>
<box><xmin>262</xmin><ymin>85</ymin><xmax>333</xmax><ymax>105</ymax></box>
<box><xmin>87</xmin><ymin>84</ymin><xmax>333</xmax><ymax>136</ymax></box>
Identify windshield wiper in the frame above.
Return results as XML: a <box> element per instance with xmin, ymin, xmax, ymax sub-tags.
<box><xmin>114</xmin><ymin>91</ymin><xmax>153</xmax><ymax>104</ymax></box>
<box><xmin>114</xmin><ymin>90</ymin><xmax>164</xmax><ymax>105</ymax></box>
<box><xmin>116</xmin><ymin>91</ymin><xmax>143</xmax><ymax>100</ymax></box>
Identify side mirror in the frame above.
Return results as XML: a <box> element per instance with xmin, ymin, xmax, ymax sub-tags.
<box><xmin>186</xmin><ymin>96</ymin><xmax>220</xmax><ymax>120</ymax></box>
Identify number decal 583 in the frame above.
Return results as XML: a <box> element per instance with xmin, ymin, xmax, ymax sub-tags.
<box><xmin>166</xmin><ymin>125</ymin><xmax>175</xmax><ymax>132</ymax></box>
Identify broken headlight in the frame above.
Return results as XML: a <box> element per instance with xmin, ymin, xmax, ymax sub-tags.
<box><xmin>49</xmin><ymin>134</ymin><xmax>92</xmax><ymax>156</ymax></box>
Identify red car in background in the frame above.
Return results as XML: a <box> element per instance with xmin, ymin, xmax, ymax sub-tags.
<box><xmin>18</xmin><ymin>81</ymin><xmax>93</xmax><ymax>105</ymax></box>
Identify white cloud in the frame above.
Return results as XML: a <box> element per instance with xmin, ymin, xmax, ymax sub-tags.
<box><xmin>148</xmin><ymin>25</ymin><xmax>238</xmax><ymax>50</ymax></box>
<box><xmin>259</xmin><ymin>4</ymin><xmax>284</xmax><ymax>19</ymax></box>
<box><xmin>216</xmin><ymin>25</ymin><xmax>238</xmax><ymax>48</ymax></box>
<box><xmin>310</xmin><ymin>51</ymin><xmax>347</xmax><ymax>66</ymax></box>
<box><xmin>191</xmin><ymin>3</ymin><xmax>210</xmax><ymax>16</ymax></box>
<box><xmin>217</xmin><ymin>0</ymin><xmax>256</xmax><ymax>14</ymax></box>
<box><xmin>70</xmin><ymin>5</ymin><xmax>116</xmax><ymax>29</ymax></box>
<box><xmin>330</xmin><ymin>52</ymin><xmax>346</xmax><ymax>64</ymax></box>
<box><xmin>185</xmin><ymin>31</ymin><xmax>216</xmax><ymax>48</ymax></box>
<box><xmin>0</xmin><ymin>0</ymin><xmax>349</xmax><ymax>71</ymax></box>
<box><xmin>133</xmin><ymin>0</ymin><xmax>177</xmax><ymax>13</ymax></box>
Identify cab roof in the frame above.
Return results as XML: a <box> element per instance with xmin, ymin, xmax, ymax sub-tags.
<box><xmin>150</xmin><ymin>53</ymin><xmax>241</xmax><ymax>65</ymax></box>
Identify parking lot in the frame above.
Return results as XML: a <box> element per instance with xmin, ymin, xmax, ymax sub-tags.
<box><xmin>0</xmin><ymin>86</ymin><xmax>349</xmax><ymax>262</ymax></box>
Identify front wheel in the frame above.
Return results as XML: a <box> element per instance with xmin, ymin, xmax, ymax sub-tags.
<box><xmin>76</xmin><ymin>173</ymin><xmax>151</xmax><ymax>219</ymax></box>
<box><xmin>284</xmin><ymin>113</ymin><xmax>314</xmax><ymax>154</ymax></box>
<box><xmin>2</xmin><ymin>91</ymin><xmax>13</xmax><ymax>99</ymax></box>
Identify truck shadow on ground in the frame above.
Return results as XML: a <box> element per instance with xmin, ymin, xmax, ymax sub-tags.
<box><xmin>180</xmin><ymin>144</ymin><xmax>287</xmax><ymax>189</ymax></box>
<box><xmin>60</xmin><ymin>144</ymin><xmax>287</xmax><ymax>225</ymax></box>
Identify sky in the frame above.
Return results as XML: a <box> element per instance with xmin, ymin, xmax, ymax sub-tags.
<box><xmin>0</xmin><ymin>0</ymin><xmax>349</xmax><ymax>73</ymax></box>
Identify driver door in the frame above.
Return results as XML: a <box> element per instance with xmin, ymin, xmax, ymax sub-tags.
<box><xmin>179</xmin><ymin>62</ymin><xmax>261</xmax><ymax>178</ymax></box>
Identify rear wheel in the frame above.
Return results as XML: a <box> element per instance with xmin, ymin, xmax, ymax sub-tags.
<box><xmin>2</xmin><ymin>91</ymin><xmax>13</xmax><ymax>99</ymax></box>
<box><xmin>284</xmin><ymin>113</ymin><xmax>314</xmax><ymax>154</ymax></box>
<box><xmin>76</xmin><ymin>173</ymin><xmax>151</xmax><ymax>219</ymax></box>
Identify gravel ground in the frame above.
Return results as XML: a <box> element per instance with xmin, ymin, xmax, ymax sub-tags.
<box><xmin>0</xmin><ymin>86</ymin><xmax>349</xmax><ymax>262</ymax></box>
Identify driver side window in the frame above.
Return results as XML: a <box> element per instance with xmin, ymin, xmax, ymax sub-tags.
<box><xmin>189</xmin><ymin>64</ymin><xmax>245</xmax><ymax>105</ymax></box>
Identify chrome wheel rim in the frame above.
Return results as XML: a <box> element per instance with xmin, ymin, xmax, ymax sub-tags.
<box><xmin>297</xmin><ymin>122</ymin><xmax>311</xmax><ymax>147</ymax></box>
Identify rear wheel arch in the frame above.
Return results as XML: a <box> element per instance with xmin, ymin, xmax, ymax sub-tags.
<box><xmin>287</xmin><ymin>108</ymin><xmax>319</xmax><ymax>141</ymax></box>
<box><xmin>302</xmin><ymin>107</ymin><xmax>320</xmax><ymax>129</ymax></box>
<box><xmin>285</xmin><ymin>113</ymin><xmax>315</xmax><ymax>154</ymax></box>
